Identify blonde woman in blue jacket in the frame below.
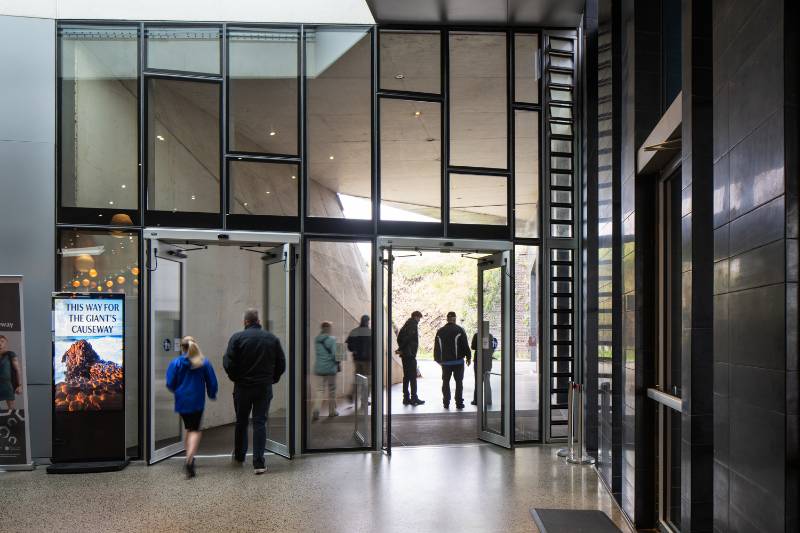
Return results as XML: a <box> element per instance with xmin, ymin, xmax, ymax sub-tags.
<box><xmin>312</xmin><ymin>321</ymin><xmax>338</xmax><ymax>420</ymax></box>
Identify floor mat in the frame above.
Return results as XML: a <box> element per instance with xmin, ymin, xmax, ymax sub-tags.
<box><xmin>530</xmin><ymin>509</ymin><xmax>621</xmax><ymax>533</ymax></box>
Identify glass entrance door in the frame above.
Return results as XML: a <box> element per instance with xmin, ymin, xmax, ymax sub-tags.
<box><xmin>477</xmin><ymin>251</ymin><xmax>512</xmax><ymax>448</ymax></box>
<box><xmin>262</xmin><ymin>244</ymin><xmax>293</xmax><ymax>459</ymax></box>
<box><xmin>148</xmin><ymin>241</ymin><xmax>186</xmax><ymax>464</ymax></box>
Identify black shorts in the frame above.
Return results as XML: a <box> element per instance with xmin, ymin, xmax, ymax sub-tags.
<box><xmin>180</xmin><ymin>411</ymin><xmax>203</xmax><ymax>431</ymax></box>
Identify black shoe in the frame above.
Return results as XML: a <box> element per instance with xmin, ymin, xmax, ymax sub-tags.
<box><xmin>456</xmin><ymin>403</ymin><xmax>465</xmax><ymax>410</ymax></box>
<box><xmin>402</xmin><ymin>398</ymin><xmax>412</xmax><ymax>405</ymax></box>
<box><xmin>412</xmin><ymin>398</ymin><xmax>426</xmax><ymax>406</ymax></box>
<box><xmin>185</xmin><ymin>459</ymin><xmax>196</xmax><ymax>479</ymax></box>
<box><xmin>470</xmin><ymin>400</ymin><xmax>477</xmax><ymax>405</ymax></box>
<box><xmin>232</xmin><ymin>452</ymin><xmax>245</xmax><ymax>465</ymax></box>
<box><xmin>443</xmin><ymin>403</ymin><xmax>450</xmax><ymax>409</ymax></box>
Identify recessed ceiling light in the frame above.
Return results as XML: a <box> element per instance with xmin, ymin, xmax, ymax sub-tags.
<box><xmin>243</xmin><ymin>202</ymin><xmax>248</xmax><ymax>207</ymax></box>
<box><xmin>291</xmin><ymin>175</ymin><xmax>297</xmax><ymax>180</ymax></box>
<box><xmin>265</xmin><ymin>191</ymin><xmax>271</xmax><ymax>195</ymax></box>
<box><xmin>156</xmin><ymin>135</ymin><xmax>165</xmax><ymax>141</ymax></box>
<box><xmin>191</xmin><ymin>195</ymin><xmax>196</xmax><ymax>200</ymax></box>
<box><xmin>395</xmin><ymin>74</ymin><xmax>405</xmax><ymax>79</ymax></box>
<box><xmin>121</xmin><ymin>184</ymin><xmax>127</xmax><ymax>189</ymax></box>
<box><xmin>269</xmin><ymin>131</ymin><xmax>276</xmax><ymax>136</ymax></box>
<box><xmin>414</xmin><ymin>111</ymin><xmax>421</xmax><ymax>117</ymax></box>
<box><xmin>329</xmin><ymin>155</ymin><xmax>335</xmax><ymax>160</ymax></box>
<box><xmin>109</xmin><ymin>201</ymin><xmax>114</xmax><ymax>205</ymax></box>
<box><xmin>426</xmin><ymin>137</ymin><xmax>435</xmax><ymax>142</ymax></box>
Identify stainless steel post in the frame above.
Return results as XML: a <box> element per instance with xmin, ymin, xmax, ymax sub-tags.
<box><xmin>557</xmin><ymin>382</ymin><xmax>575</xmax><ymax>457</ymax></box>
<box><xmin>567</xmin><ymin>383</ymin><xmax>596</xmax><ymax>465</ymax></box>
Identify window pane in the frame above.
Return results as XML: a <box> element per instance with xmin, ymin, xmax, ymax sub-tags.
<box><xmin>229</xmin><ymin>28</ymin><xmax>298</xmax><ymax>155</ymax></box>
<box><xmin>306</xmin><ymin>240</ymin><xmax>373</xmax><ymax>449</ymax></box>
<box><xmin>449</xmin><ymin>32</ymin><xmax>507</xmax><ymax>169</ymax></box>
<box><xmin>57</xmin><ymin>229</ymin><xmax>140</xmax><ymax>453</ymax></box>
<box><xmin>307</xmin><ymin>28</ymin><xmax>372</xmax><ymax>219</ymax></box>
<box><xmin>380</xmin><ymin>99</ymin><xmax>441</xmax><ymax>222</ymax></box>
<box><xmin>147</xmin><ymin>79</ymin><xmax>220</xmax><ymax>213</ymax></box>
<box><xmin>449</xmin><ymin>173</ymin><xmax>507</xmax><ymax>225</ymax></box>
<box><xmin>380</xmin><ymin>30</ymin><xmax>440</xmax><ymax>94</ymax></box>
<box><xmin>514</xmin><ymin>33</ymin><xmax>539</xmax><ymax>103</ymax></box>
<box><xmin>515</xmin><ymin>245</ymin><xmax>539</xmax><ymax>441</ymax></box>
<box><xmin>146</xmin><ymin>27</ymin><xmax>220</xmax><ymax>74</ymax></box>
<box><xmin>229</xmin><ymin>160</ymin><xmax>298</xmax><ymax>216</ymax></box>
<box><xmin>515</xmin><ymin>110</ymin><xmax>540</xmax><ymax>238</ymax></box>
<box><xmin>60</xmin><ymin>27</ymin><xmax>138</xmax><ymax>211</ymax></box>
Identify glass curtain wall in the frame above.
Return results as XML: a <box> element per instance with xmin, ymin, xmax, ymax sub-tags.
<box><xmin>305</xmin><ymin>240</ymin><xmax>372</xmax><ymax>450</ymax></box>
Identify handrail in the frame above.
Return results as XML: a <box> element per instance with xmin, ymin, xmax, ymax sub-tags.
<box><xmin>647</xmin><ymin>387</ymin><xmax>682</xmax><ymax>412</ymax></box>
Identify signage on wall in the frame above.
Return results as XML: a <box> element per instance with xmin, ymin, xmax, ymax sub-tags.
<box><xmin>0</xmin><ymin>276</ymin><xmax>33</xmax><ymax>471</ymax></box>
<box><xmin>49</xmin><ymin>292</ymin><xmax>128</xmax><ymax>473</ymax></box>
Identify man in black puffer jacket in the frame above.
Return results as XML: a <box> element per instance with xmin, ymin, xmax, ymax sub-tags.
<box><xmin>223</xmin><ymin>309</ymin><xmax>286</xmax><ymax>474</ymax></box>
<box><xmin>433</xmin><ymin>311</ymin><xmax>472</xmax><ymax>409</ymax></box>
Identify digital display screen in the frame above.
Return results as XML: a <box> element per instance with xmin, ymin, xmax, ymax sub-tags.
<box><xmin>53</xmin><ymin>295</ymin><xmax>124</xmax><ymax>412</ymax></box>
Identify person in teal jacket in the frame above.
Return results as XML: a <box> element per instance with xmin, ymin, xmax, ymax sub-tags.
<box><xmin>312</xmin><ymin>321</ymin><xmax>338</xmax><ymax>420</ymax></box>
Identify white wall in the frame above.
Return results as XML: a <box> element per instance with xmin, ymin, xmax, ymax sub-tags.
<box><xmin>0</xmin><ymin>0</ymin><xmax>375</xmax><ymax>24</ymax></box>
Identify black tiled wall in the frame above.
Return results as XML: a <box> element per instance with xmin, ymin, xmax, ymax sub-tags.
<box><xmin>712</xmin><ymin>0</ymin><xmax>795</xmax><ymax>531</ymax></box>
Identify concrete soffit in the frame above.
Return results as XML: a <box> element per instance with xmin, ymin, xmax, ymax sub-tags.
<box><xmin>0</xmin><ymin>0</ymin><xmax>376</xmax><ymax>24</ymax></box>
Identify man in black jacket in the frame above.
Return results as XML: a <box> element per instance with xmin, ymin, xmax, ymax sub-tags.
<box><xmin>396</xmin><ymin>311</ymin><xmax>425</xmax><ymax>406</ymax></box>
<box><xmin>223</xmin><ymin>309</ymin><xmax>286</xmax><ymax>474</ymax></box>
<box><xmin>433</xmin><ymin>311</ymin><xmax>471</xmax><ymax>409</ymax></box>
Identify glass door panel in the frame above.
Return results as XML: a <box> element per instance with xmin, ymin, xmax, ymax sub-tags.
<box><xmin>149</xmin><ymin>241</ymin><xmax>185</xmax><ymax>463</ymax></box>
<box><xmin>263</xmin><ymin>244</ymin><xmax>292</xmax><ymax>458</ymax></box>
<box><xmin>477</xmin><ymin>251</ymin><xmax>512</xmax><ymax>448</ymax></box>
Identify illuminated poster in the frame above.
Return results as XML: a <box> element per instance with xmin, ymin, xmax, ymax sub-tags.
<box><xmin>53</xmin><ymin>294</ymin><xmax>124</xmax><ymax>412</ymax></box>
<box><xmin>0</xmin><ymin>276</ymin><xmax>32</xmax><ymax>469</ymax></box>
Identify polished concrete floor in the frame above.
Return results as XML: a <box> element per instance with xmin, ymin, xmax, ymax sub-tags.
<box><xmin>1</xmin><ymin>445</ymin><xmax>631</xmax><ymax>533</ymax></box>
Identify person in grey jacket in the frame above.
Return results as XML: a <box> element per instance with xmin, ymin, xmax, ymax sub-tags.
<box><xmin>433</xmin><ymin>312</ymin><xmax>471</xmax><ymax>409</ymax></box>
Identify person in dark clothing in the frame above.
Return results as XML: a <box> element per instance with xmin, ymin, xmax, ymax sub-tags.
<box><xmin>396</xmin><ymin>311</ymin><xmax>425</xmax><ymax>406</ymax></box>
<box><xmin>434</xmin><ymin>311</ymin><xmax>472</xmax><ymax>409</ymax></box>
<box><xmin>223</xmin><ymin>309</ymin><xmax>286</xmax><ymax>475</ymax></box>
<box><xmin>471</xmin><ymin>332</ymin><xmax>496</xmax><ymax>406</ymax></box>
<box><xmin>0</xmin><ymin>335</ymin><xmax>22</xmax><ymax>410</ymax></box>
<box><xmin>346</xmin><ymin>315</ymin><xmax>372</xmax><ymax>410</ymax></box>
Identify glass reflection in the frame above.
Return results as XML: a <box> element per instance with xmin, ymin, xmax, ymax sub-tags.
<box><xmin>449</xmin><ymin>174</ymin><xmax>508</xmax><ymax>225</ymax></box>
<box><xmin>306</xmin><ymin>28</ymin><xmax>372</xmax><ymax>219</ymax></box>
<box><xmin>306</xmin><ymin>240</ymin><xmax>372</xmax><ymax>449</ymax></box>
<box><xmin>146</xmin><ymin>27</ymin><xmax>221</xmax><ymax>74</ymax></box>
<box><xmin>380</xmin><ymin>30</ymin><xmax>440</xmax><ymax>94</ymax></box>
<box><xmin>229</xmin><ymin>28</ymin><xmax>298</xmax><ymax>155</ymax></box>
<box><xmin>229</xmin><ymin>161</ymin><xmax>298</xmax><ymax>217</ymax></box>
<box><xmin>515</xmin><ymin>111</ymin><xmax>540</xmax><ymax>238</ymax></box>
<box><xmin>514</xmin><ymin>246</ymin><xmax>540</xmax><ymax>441</ymax></box>
<box><xmin>60</xmin><ymin>27</ymin><xmax>138</xmax><ymax>211</ymax></box>
<box><xmin>514</xmin><ymin>34</ymin><xmax>539</xmax><ymax>103</ymax></box>
<box><xmin>380</xmin><ymin>99</ymin><xmax>442</xmax><ymax>221</ymax></box>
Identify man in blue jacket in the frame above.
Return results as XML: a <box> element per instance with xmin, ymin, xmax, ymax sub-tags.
<box><xmin>433</xmin><ymin>311</ymin><xmax>472</xmax><ymax>409</ymax></box>
<box><xmin>223</xmin><ymin>309</ymin><xmax>286</xmax><ymax>474</ymax></box>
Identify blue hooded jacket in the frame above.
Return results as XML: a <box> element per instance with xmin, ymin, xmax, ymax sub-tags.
<box><xmin>166</xmin><ymin>355</ymin><xmax>218</xmax><ymax>414</ymax></box>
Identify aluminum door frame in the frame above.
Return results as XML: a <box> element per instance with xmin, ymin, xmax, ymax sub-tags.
<box><xmin>476</xmin><ymin>250</ymin><xmax>513</xmax><ymax>448</ymax></box>
<box><xmin>147</xmin><ymin>240</ymin><xmax>187</xmax><ymax>464</ymax></box>
<box><xmin>261</xmin><ymin>243</ymin><xmax>294</xmax><ymax>459</ymax></box>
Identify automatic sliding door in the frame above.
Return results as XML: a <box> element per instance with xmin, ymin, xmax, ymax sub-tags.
<box><xmin>148</xmin><ymin>242</ymin><xmax>185</xmax><ymax>464</ymax></box>
<box><xmin>477</xmin><ymin>251</ymin><xmax>512</xmax><ymax>448</ymax></box>
<box><xmin>263</xmin><ymin>244</ymin><xmax>293</xmax><ymax>458</ymax></box>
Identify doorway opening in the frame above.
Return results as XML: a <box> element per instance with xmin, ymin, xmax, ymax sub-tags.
<box><xmin>145</xmin><ymin>229</ymin><xmax>296</xmax><ymax>464</ymax></box>
<box><xmin>378</xmin><ymin>239</ymin><xmax>541</xmax><ymax>450</ymax></box>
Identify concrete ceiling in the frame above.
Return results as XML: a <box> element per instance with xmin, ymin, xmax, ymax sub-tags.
<box><xmin>366</xmin><ymin>0</ymin><xmax>584</xmax><ymax>27</ymax></box>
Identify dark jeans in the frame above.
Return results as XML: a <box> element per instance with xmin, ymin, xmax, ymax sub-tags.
<box><xmin>401</xmin><ymin>356</ymin><xmax>418</xmax><ymax>400</ymax></box>
<box><xmin>233</xmin><ymin>383</ymin><xmax>273</xmax><ymax>468</ymax></box>
<box><xmin>441</xmin><ymin>362</ymin><xmax>465</xmax><ymax>406</ymax></box>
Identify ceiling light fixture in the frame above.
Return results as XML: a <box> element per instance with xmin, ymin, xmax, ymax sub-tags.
<box><xmin>121</xmin><ymin>184</ymin><xmax>127</xmax><ymax>189</ymax></box>
<box><xmin>291</xmin><ymin>175</ymin><xmax>297</xmax><ymax>180</ymax></box>
<box><xmin>156</xmin><ymin>135</ymin><xmax>165</xmax><ymax>141</ymax></box>
<box><xmin>329</xmin><ymin>155</ymin><xmax>335</xmax><ymax>160</ymax></box>
<box><xmin>109</xmin><ymin>201</ymin><xmax>114</xmax><ymax>205</ymax></box>
<box><xmin>265</xmin><ymin>191</ymin><xmax>271</xmax><ymax>195</ymax></box>
<box><xmin>269</xmin><ymin>131</ymin><xmax>276</xmax><ymax>136</ymax></box>
<box><xmin>191</xmin><ymin>195</ymin><xmax>196</xmax><ymax>200</ymax></box>
<box><xmin>395</xmin><ymin>73</ymin><xmax>405</xmax><ymax>79</ymax></box>
<box><xmin>414</xmin><ymin>111</ymin><xmax>421</xmax><ymax>117</ymax></box>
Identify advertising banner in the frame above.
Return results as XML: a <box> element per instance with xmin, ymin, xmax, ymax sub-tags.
<box><xmin>51</xmin><ymin>293</ymin><xmax>125</xmax><ymax>464</ymax></box>
<box><xmin>0</xmin><ymin>276</ymin><xmax>33</xmax><ymax>470</ymax></box>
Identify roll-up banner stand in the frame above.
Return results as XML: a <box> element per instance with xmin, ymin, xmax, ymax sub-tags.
<box><xmin>48</xmin><ymin>292</ymin><xmax>128</xmax><ymax>474</ymax></box>
<box><xmin>0</xmin><ymin>276</ymin><xmax>33</xmax><ymax>471</ymax></box>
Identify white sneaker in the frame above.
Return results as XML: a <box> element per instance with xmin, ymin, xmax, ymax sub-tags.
<box><xmin>254</xmin><ymin>467</ymin><xmax>267</xmax><ymax>475</ymax></box>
